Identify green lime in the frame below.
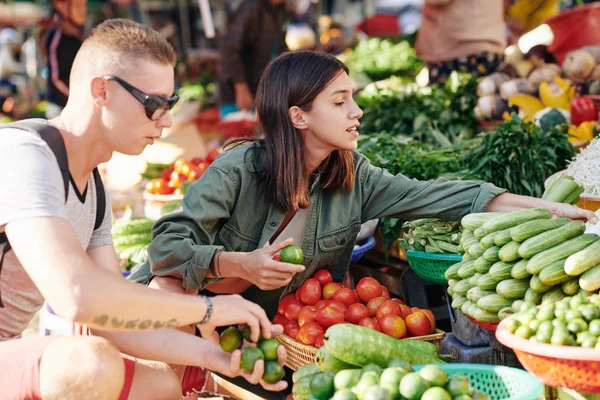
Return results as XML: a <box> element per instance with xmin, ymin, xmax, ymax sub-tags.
<box><xmin>567</xmin><ymin>318</ymin><xmax>588</xmax><ymax>334</ymax></box>
<box><xmin>419</xmin><ymin>365</ymin><xmax>448</xmax><ymax>387</ymax></box>
<box><xmin>446</xmin><ymin>375</ymin><xmax>473</xmax><ymax>397</ymax></box>
<box><xmin>528</xmin><ymin>319</ymin><xmax>541</xmax><ymax>333</ymax></box>
<box><xmin>361</xmin><ymin>364</ymin><xmax>383</xmax><ymax>377</ymax></box>
<box><xmin>472</xmin><ymin>392</ymin><xmax>490</xmax><ymax>400</ymax></box>
<box><xmin>554</xmin><ymin>308</ymin><xmax>567</xmax><ymax>321</ymax></box>
<box><xmin>220</xmin><ymin>326</ymin><xmax>243</xmax><ymax>353</ymax></box>
<box><xmin>387</xmin><ymin>358</ymin><xmax>413</xmax><ymax>371</ymax></box>
<box><xmin>380</xmin><ymin>367</ymin><xmax>407</xmax><ymax>386</ymax></box>
<box><xmin>551</xmin><ymin>332</ymin><xmax>572</xmax><ymax>346</ymax></box>
<box><xmin>242</xmin><ymin>324</ymin><xmax>263</xmax><ymax>342</ymax></box>
<box><xmin>332</xmin><ymin>388</ymin><xmax>358</xmax><ymax>400</ymax></box>
<box><xmin>506</xmin><ymin>318</ymin><xmax>520</xmax><ymax>333</ymax></box>
<box><xmin>262</xmin><ymin>361</ymin><xmax>285</xmax><ymax>384</ymax></box>
<box><xmin>240</xmin><ymin>347</ymin><xmax>264</xmax><ymax>373</ymax></box>
<box><xmin>399</xmin><ymin>372</ymin><xmax>430</xmax><ymax>400</ymax></box>
<box><xmin>590</xmin><ymin>294</ymin><xmax>600</xmax><ymax>305</ymax></box>
<box><xmin>552</xmin><ymin>319</ymin><xmax>567</xmax><ymax>330</ymax></box>
<box><xmin>514</xmin><ymin>325</ymin><xmax>533</xmax><ymax>339</ymax></box>
<box><xmin>566</xmin><ymin>309</ymin><xmax>583</xmax><ymax>322</ymax></box>
<box><xmin>363</xmin><ymin>385</ymin><xmax>392</xmax><ymax>400</ymax></box>
<box><xmin>571</xmin><ymin>295</ymin><xmax>588</xmax><ymax>309</ymax></box>
<box><xmin>538</xmin><ymin>320</ymin><xmax>554</xmax><ymax>334</ymax></box>
<box><xmin>580</xmin><ymin>304</ymin><xmax>600</xmax><ymax>322</ymax></box>
<box><xmin>535</xmin><ymin>330</ymin><xmax>552</xmax><ymax>344</ymax></box>
<box><xmin>519</xmin><ymin>301</ymin><xmax>536</xmax><ymax>313</ymax></box>
<box><xmin>310</xmin><ymin>372</ymin><xmax>335</xmax><ymax>399</ymax></box>
<box><xmin>352</xmin><ymin>380</ymin><xmax>376</xmax><ymax>400</ymax></box>
<box><xmin>518</xmin><ymin>313</ymin><xmax>533</xmax><ymax>326</ymax></box>
<box><xmin>537</xmin><ymin>307</ymin><xmax>555</xmax><ymax>322</ymax></box>
<box><xmin>279</xmin><ymin>245</ymin><xmax>305</xmax><ymax>264</ymax></box>
<box><xmin>359</xmin><ymin>371</ymin><xmax>380</xmax><ymax>387</ymax></box>
<box><xmin>582</xmin><ymin>336</ymin><xmax>598</xmax><ymax>348</ymax></box>
<box><xmin>179</xmin><ymin>180</ymin><xmax>194</xmax><ymax>195</ymax></box>
<box><xmin>257</xmin><ymin>338</ymin><xmax>279</xmax><ymax>361</ymax></box>
<box><xmin>589</xmin><ymin>319</ymin><xmax>600</xmax><ymax>336</ymax></box>
<box><xmin>421</xmin><ymin>386</ymin><xmax>452</xmax><ymax>400</ymax></box>
<box><xmin>334</xmin><ymin>369</ymin><xmax>361</xmax><ymax>390</ymax></box>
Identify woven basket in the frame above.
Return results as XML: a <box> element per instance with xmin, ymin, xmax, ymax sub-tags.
<box><xmin>277</xmin><ymin>329</ymin><xmax>446</xmax><ymax>371</ymax></box>
<box><xmin>405</xmin><ymin>249</ymin><xmax>462</xmax><ymax>285</ymax></box>
<box><xmin>496</xmin><ymin>317</ymin><xmax>600</xmax><ymax>393</ymax></box>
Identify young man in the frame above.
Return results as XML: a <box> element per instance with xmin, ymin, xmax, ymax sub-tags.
<box><xmin>0</xmin><ymin>19</ymin><xmax>286</xmax><ymax>399</ymax></box>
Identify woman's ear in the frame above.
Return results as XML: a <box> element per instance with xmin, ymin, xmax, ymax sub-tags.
<box><xmin>289</xmin><ymin>106</ymin><xmax>308</xmax><ymax>130</ymax></box>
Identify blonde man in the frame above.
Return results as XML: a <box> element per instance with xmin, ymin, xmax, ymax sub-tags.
<box><xmin>0</xmin><ymin>19</ymin><xmax>286</xmax><ymax>400</ymax></box>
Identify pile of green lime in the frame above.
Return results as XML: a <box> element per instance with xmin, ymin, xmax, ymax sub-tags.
<box><xmin>506</xmin><ymin>293</ymin><xmax>600</xmax><ymax>348</ymax></box>
<box><xmin>306</xmin><ymin>360</ymin><xmax>489</xmax><ymax>400</ymax></box>
<box><xmin>219</xmin><ymin>324</ymin><xmax>285</xmax><ymax>384</ymax></box>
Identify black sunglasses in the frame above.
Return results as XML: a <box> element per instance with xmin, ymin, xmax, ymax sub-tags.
<box><xmin>104</xmin><ymin>75</ymin><xmax>179</xmax><ymax>121</ymax></box>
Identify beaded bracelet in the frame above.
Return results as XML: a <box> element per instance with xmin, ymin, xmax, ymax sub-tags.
<box><xmin>198</xmin><ymin>295</ymin><xmax>213</xmax><ymax>325</ymax></box>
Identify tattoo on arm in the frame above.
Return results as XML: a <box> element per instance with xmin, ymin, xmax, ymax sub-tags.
<box><xmin>92</xmin><ymin>314</ymin><xmax>179</xmax><ymax>330</ymax></box>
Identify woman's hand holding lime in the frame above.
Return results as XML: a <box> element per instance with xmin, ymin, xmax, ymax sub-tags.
<box><xmin>238</xmin><ymin>238</ymin><xmax>306</xmax><ymax>290</ymax></box>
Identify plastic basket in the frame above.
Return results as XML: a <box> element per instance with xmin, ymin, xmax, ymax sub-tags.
<box><xmin>351</xmin><ymin>236</ymin><xmax>376</xmax><ymax>264</ymax></box>
<box><xmin>405</xmin><ymin>250</ymin><xmax>462</xmax><ymax>285</ymax></box>
<box><xmin>466</xmin><ymin>315</ymin><xmax>499</xmax><ymax>332</ymax></box>
<box><xmin>496</xmin><ymin>317</ymin><xmax>600</xmax><ymax>393</ymax></box>
<box><xmin>413</xmin><ymin>363</ymin><xmax>543</xmax><ymax>400</ymax></box>
<box><xmin>277</xmin><ymin>329</ymin><xmax>445</xmax><ymax>371</ymax></box>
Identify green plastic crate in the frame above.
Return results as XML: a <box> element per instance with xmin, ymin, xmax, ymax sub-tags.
<box><xmin>405</xmin><ymin>249</ymin><xmax>462</xmax><ymax>285</ymax></box>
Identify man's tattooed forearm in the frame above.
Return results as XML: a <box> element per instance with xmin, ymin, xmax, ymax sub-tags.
<box><xmin>92</xmin><ymin>315</ymin><xmax>179</xmax><ymax>330</ymax></box>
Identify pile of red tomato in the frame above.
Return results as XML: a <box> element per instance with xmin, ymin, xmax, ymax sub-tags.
<box><xmin>273</xmin><ymin>270</ymin><xmax>437</xmax><ymax>348</ymax></box>
<box><xmin>144</xmin><ymin>148</ymin><xmax>222</xmax><ymax>196</ymax></box>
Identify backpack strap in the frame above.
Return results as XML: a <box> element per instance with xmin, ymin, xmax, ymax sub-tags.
<box><xmin>92</xmin><ymin>167</ymin><xmax>106</xmax><ymax>231</ymax></box>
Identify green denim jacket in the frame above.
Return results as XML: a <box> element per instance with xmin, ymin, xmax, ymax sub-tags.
<box><xmin>129</xmin><ymin>143</ymin><xmax>506</xmax><ymax>316</ymax></box>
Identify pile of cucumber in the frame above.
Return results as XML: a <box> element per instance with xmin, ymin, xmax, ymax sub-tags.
<box><xmin>402</xmin><ymin>219</ymin><xmax>462</xmax><ymax>254</ymax></box>
<box><xmin>446</xmin><ymin>209</ymin><xmax>600</xmax><ymax>324</ymax></box>
<box><xmin>112</xmin><ymin>217</ymin><xmax>154</xmax><ymax>271</ymax></box>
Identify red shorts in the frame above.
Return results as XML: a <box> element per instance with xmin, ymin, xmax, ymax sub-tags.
<box><xmin>0</xmin><ymin>336</ymin><xmax>136</xmax><ymax>400</ymax></box>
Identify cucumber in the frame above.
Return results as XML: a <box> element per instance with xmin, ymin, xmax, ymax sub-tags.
<box><xmin>292</xmin><ymin>375</ymin><xmax>312</xmax><ymax>400</ymax></box>
<box><xmin>315</xmin><ymin>346</ymin><xmax>358</xmax><ymax>372</ymax></box>
<box><xmin>496</xmin><ymin>279</ymin><xmax>529</xmax><ymax>299</ymax></box>
<box><xmin>493</xmin><ymin>228</ymin><xmax>514</xmax><ymax>247</ymax></box>
<box><xmin>482</xmin><ymin>246</ymin><xmax>501</xmax><ymax>262</ymax></box>
<box><xmin>453</xmin><ymin>280</ymin><xmax>472</xmax><ymax>296</ymax></box>
<box><xmin>562</xmin><ymin>278</ymin><xmax>580</xmax><ymax>296</ymax></box>
<box><xmin>468</xmin><ymin>243</ymin><xmax>484</xmax><ymax>258</ymax></box>
<box><xmin>539</xmin><ymin>259</ymin><xmax>570</xmax><ymax>286</ymax></box>
<box><xmin>512</xmin><ymin>300</ymin><xmax>524</xmax><ymax>313</ymax></box>
<box><xmin>474</xmin><ymin>226</ymin><xmax>487</xmax><ymax>240</ymax></box>
<box><xmin>511</xmin><ymin>259</ymin><xmax>531</xmax><ymax>280</ymax></box>
<box><xmin>472</xmin><ymin>307</ymin><xmax>501</xmax><ymax>323</ymax></box>
<box><xmin>468</xmin><ymin>273</ymin><xmax>483</xmax><ymax>287</ymax></box>
<box><xmin>460</xmin><ymin>230</ymin><xmax>479</xmax><ymax>253</ymax></box>
<box><xmin>565</xmin><ymin>240</ymin><xmax>600</xmax><ymax>276</ymax></box>
<box><xmin>447</xmin><ymin>286</ymin><xmax>455</xmax><ymax>296</ymax></box>
<box><xmin>524</xmin><ymin>287</ymin><xmax>543</xmax><ymax>304</ymax></box>
<box><xmin>530</xmin><ymin>275</ymin><xmax>552</xmax><ymax>293</ymax></box>
<box><xmin>489</xmin><ymin>261</ymin><xmax>515</xmax><ymax>281</ymax></box>
<box><xmin>518</xmin><ymin>220</ymin><xmax>586</xmax><ymax>259</ymax></box>
<box><xmin>461</xmin><ymin>300</ymin><xmax>473</xmax><ymax>315</ymax></box>
<box><xmin>448</xmin><ymin>279</ymin><xmax>459</xmax><ymax>288</ymax></box>
<box><xmin>292</xmin><ymin>363</ymin><xmax>321</xmax><ymax>383</ymax></box>
<box><xmin>444</xmin><ymin>262</ymin><xmax>462</xmax><ymax>281</ymax></box>
<box><xmin>457</xmin><ymin>243</ymin><xmax>464</xmax><ymax>254</ymax></box>
<box><xmin>499</xmin><ymin>241</ymin><xmax>521</xmax><ymax>263</ymax></box>
<box><xmin>498</xmin><ymin>307</ymin><xmax>515</xmax><ymax>320</ymax></box>
<box><xmin>467</xmin><ymin>303</ymin><xmax>479</xmax><ymax>318</ymax></box>
<box><xmin>482</xmin><ymin>208</ymin><xmax>552</xmax><ymax>235</ymax></box>
<box><xmin>457</xmin><ymin>260</ymin><xmax>477</xmax><ymax>279</ymax></box>
<box><xmin>462</xmin><ymin>253</ymin><xmax>474</xmax><ymax>262</ymax></box>
<box><xmin>461</xmin><ymin>212</ymin><xmax>502</xmax><ymax>231</ymax></box>
<box><xmin>580</xmin><ymin>264</ymin><xmax>600</xmax><ymax>292</ymax></box>
<box><xmin>451</xmin><ymin>295</ymin><xmax>468</xmax><ymax>309</ymax></box>
<box><xmin>510</xmin><ymin>218</ymin><xmax>571</xmax><ymax>243</ymax></box>
<box><xmin>542</xmin><ymin>287</ymin><xmax>565</xmax><ymax>304</ymax></box>
<box><xmin>526</xmin><ymin>234</ymin><xmax>598</xmax><ymax>275</ymax></box>
<box><xmin>477</xmin><ymin>294</ymin><xmax>513</xmax><ymax>312</ymax></box>
<box><xmin>474</xmin><ymin>257</ymin><xmax>494</xmax><ymax>274</ymax></box>
<box><xmin>467</xmin><ymin>287</ymin><xmax>496</xmax><ymax>303</ymax></box>
<box><xmin>324</xmin><ymin>324</ymin><xmax>444</xmax><ymax>368</ymax></box>
<box><xmin>480</xmin><ymin>232</ymin><xmax>498</xmax><ymax>250</ymax></box>
<box><xmin>478</xmin><ymin>273</ymin><xmax>500</xmax><ymax>290</ymax></box>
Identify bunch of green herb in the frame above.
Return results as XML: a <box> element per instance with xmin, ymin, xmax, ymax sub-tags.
<box><xmin>465</xmin><ymin>114</ymin><xmax>576</xmax><ymax>197</ymax></box>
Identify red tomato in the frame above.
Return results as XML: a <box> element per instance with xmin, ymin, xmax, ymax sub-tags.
<box><xmin>322</xmin><ymin>282</ymin><xmax>343</xmax><ymax>300</ymax></box>
<box><xmin>358</xmin><ymin>317</ymin><xmax>381</xmax><ymax>332</ymax></box>
<box><xmin>327</xmin><ymin>300</ymin><xmax>347</xmax><ymax>313</ymax></box>
<box><xmin>272</xmin><ymin>255</ymin><xmax>280</xmax><ymax>262</ymax></box>
<box><xmin>298</xmin><ymin>306</ymin><xmax>317</xmax><ymax>327</ymax></box>
<box><xmin>410</xmin><ymin>307</ymin><xmax>420</xmax><ymax>314</ymax></box>
<box><xmin>190</xmin><ymin>157</ymin><xmax>205</xmax><ymax>166</ymax></box>
<box><xmin>379</xmin><ymin>314</ymin><xmax>407</xmax><ymax>339</ymax></box>
<box><xmin>167</xmin><ymin>179</ymin><xmax>180</xmax><ymax>191</ymax></box>
<box><xmin>278</xmin><ymin>294</ymin><xmax>296</xmax><ymax>315</ymax></box>
<box><xmin>206</xmin><ymin>148</ymin><xmax>222</xmax><ymax>164</ymax></box>
<box><xmin>160</xmin><ymin>166</ymin><xmax>174</xmax><ymax>181</ymax></box>
<box><xmin>390</xmin><ymin>297</ymin><xmax>404</xmax><ymax>305</ymax></box>
<box><xmin>170</xmin><ymin>171</ymin><xmax>188</xmax><ymax>182</ymax></box>
<box><xmin>173</xmin><ymin>158</ymin><xmax>187</xmax><ymax>173</ymax></box>
<box><xmin>420</xmin><ymin>309</ymin><xmax>436</xmax><ymax>334</ymax></box>
<box><xmin>346</xmin><ymin>303</ymin><xmax>370</xmax><ymax>325</ymax></box>
<box><xmin>316</xmin><ymin>306</ymin><xmax>345</xmax><ymax>329</ymax></box>
<box><xmin>284</xmin><ymin>299</ymin><xmax>304</xmax><ymax>321</ymax></box>
<box><xmin>284</xmin><ymin>320</ymin><xmax>300</xmax><ymax>339</ymax></box>
<box><xmin>145</xmin><ymin>178</ymin><xmax>169</xmax><ymax>194</ymax></box>
<box><xmin>356</xmin><ymin>277</ymin><xmax>383</xmax><ymax>304</ymax></box>
<box><xmin>314</xmin><ymin>300</ymin><xmax>330</xmax><ymax>310</ymax></box>
<box><xmin>367</xmin><ymin>297</ymin><xmax>387</xmax><ymax>317</ymax></box>
<box><xmin>314</xmin><ymin>334</ymin><xmax>325</xmax><ymax>348</ymax></box>
<box><xmin>187</xmin><ymin>165</ymin><xmax>204</xmax><ymax>181</ymax></box>
<box><xmin>405</xmin><ymin>311</ymin><xmax>432</xmax><ymax>337</ymax></box>
<box><xmin>376</xmin><ymin>300</ymin><xmax>402</xmax><ymax>320</ymax></box>
<box><xmin>312</xmin><ymin>269</ymin><xmax>333</xmax><ymax>286</ymax></box>
<box><xmin>273</xmin><ymin>314</ymin><xmax>289</xmax><ymax>327</ymax></box>
<box><xmin>299</xmin><ymin>278</ymin><xmax>322</xmax><ymax>306</ymax></box>
<box><xmin>295</xmin><ymin>288</ymin><xmax>301</xmax><ymax>299</ymax></box>
<box><xmin>381</xmin><ymin>286</ymin><xmax>391</xmax><ymax>300</ymax></box>
<box><xmin>297</xmin><ymin>322</ymin><xmax>325</xmax><ymax>346</ymax></box>
<box><xmin>399</xmin><ymin>304</ymin><xmax>413</xmax><ymax>320</ymax></box>
<box><xmin>332</xmin><ymin>288</ymin><xmax>359</xmax><ymax>308</ymax></box>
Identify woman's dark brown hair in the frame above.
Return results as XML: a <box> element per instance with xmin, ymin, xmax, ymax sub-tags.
<box><xmin>233</xmin><ymin>50</ymin><xmax>356</xmax><ymax>212</ymax></box>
